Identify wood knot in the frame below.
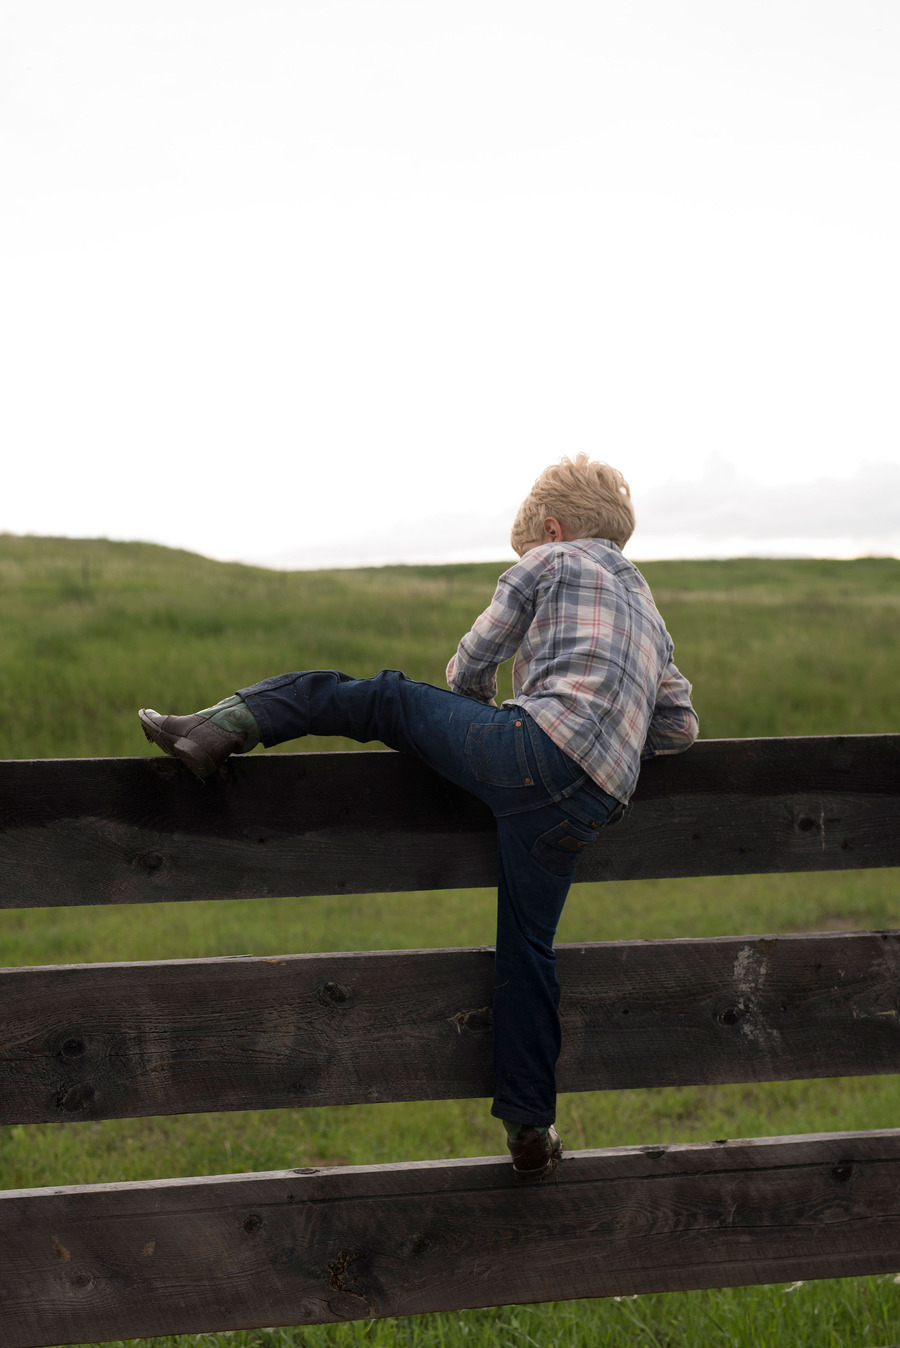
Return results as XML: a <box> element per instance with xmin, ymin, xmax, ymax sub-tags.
<box><xmin>320</xmin><ymin>981</ymin><xmax>350</xmax><ymax>1005</ymax></box>
<box><xmin>401</xmin><ymin>1234</ymin><xmax>432</xmax><ymax>1256</ymax></box>
<box><xmin>327</xmin><ymin>1248</ymin><xmax>370</xmax><ymax>1304</ymax></box>
<box><xmin>135</xmin><ymin>852</ymin><xmax>164</xmax><ymax>871</ymax></box>
<box><xmin>448</xmin><ymin>1006</ymin><xmax>492</xmax><ymax>1035</ymax></box>
<box><xmin>57</xmin><ymin>1083</ymin><xmax>95</xmax><ymax>1112</ymax></box>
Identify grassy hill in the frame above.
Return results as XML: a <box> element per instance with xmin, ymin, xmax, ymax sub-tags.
<box><xmin>2</xmin><ymin>534</ymin><xmax>898</xmax><ymax>760</ymax></box>
<box><xmin>1</xmin><ymin>535</ymin><xmax>899</xmax><ymax>1347</ymax></box>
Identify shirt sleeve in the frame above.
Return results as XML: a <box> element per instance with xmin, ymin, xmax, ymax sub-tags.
<box><xmin>446</xmin><ymin>565</ymin><xmax>537</xmax><ymax>703</ymax></box>
<box><xmin>641</xmin><ymin>659</ymin><xmax>700</xmax><ymax>758</ymax></box>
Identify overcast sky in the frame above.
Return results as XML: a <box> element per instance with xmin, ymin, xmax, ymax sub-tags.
<box><xmin>3</xmin><ymin>1</ymin><xmax>899</xmax><ymax>567</ymax></box>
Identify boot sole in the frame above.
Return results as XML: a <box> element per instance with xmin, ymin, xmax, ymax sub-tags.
<box><xmin>512</xmin><ymin>1140</ymin><xmax>563</xmax><ymax>1180</ymax></box>
<box><xmin>139</xmin><ymin>710</ymin><xmax>219</xmax><ymax>783</ymax></box>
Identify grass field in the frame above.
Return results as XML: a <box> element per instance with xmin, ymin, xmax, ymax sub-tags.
<box><xmin>1</xmin><ymin>534</ymin><xmax>899</xmax><ymax>1346</ymax></box>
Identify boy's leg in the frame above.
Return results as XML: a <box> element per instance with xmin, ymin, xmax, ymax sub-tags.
<box><xmin>238</xmin><ymin>668</ymin><xmax>511</xmax><ymax>798</ymax></box>
<box><xmin>142</xmin><ymin>669</ymin><xmax>488</xmax><ymax>790</ymax></box>
<box><xmin>240</xmin><ymin>669</ymin><xmax>441</xmax><ymax>755</ymax></box>
<box><xmin>489</xmin><ymin>804</ymin><xmax>583</xmax><ymax>1129</ymax></box>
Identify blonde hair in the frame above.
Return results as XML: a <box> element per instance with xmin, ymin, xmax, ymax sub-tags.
<box><xmin>510</xmin><ymin>454</ymin><xmax>636</xmax><ymax>554</ymax></box>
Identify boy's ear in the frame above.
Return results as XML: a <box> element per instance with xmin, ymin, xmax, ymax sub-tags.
<box><xmin>542</xmin><ymin>516</ymin><xmax>566</xmax><ymax>543</ymax></box>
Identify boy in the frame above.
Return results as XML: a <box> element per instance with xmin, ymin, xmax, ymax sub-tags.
<box><xmin>139</xmin><ymin>454</ymin><xmax>698</xmax><ymax>1178</ymax></box>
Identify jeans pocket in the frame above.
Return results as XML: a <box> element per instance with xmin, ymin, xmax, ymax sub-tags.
<box><xmin>464</xmin><ymin>719</ymin><xmax>534</xmax><ymax>788</ymax></box>
<box><xmin>522</xmin><ymin>716</ymin><xmax>589</xmax><ymax>798</ymax></box>
<box><xmin>530</xmin><ymin>817</ymin><xmax>599</xmax><ymax>877</ymax></box>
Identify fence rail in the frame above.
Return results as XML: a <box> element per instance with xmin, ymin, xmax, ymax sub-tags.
<box><xmin>3</xmin><ymin>931</ymin><xmax>900</xmax><ymax>1126</ymax></box>
<box><xmin>1</xmin><ymin>734</ymin><xmax>898</xmax><ymax>908</ymax></box>
<box><xmin>4</xmin><ymin>1132</ymin><xmax>900</xmax><ymax>1344</ymax></box>
<box><xmin>1</xmin><ymin>735</ymin><xmax>899</xmax><ymax>1346</ymax></box>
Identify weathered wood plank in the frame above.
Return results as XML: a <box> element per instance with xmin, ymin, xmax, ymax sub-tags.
<box><xmin>3</xmin><ymin>1130</ymin><xmax>900</xmax><ymax>1346</ymax></box>
<box><xmin>1</xmin><ymin>736</ymin><xmax>899</xmax><ymax>908</ymax></box>
<box><xmin>3</xmin><ymin>931</ymin><xmax>899</xmax><ymax>1125</ymax></box>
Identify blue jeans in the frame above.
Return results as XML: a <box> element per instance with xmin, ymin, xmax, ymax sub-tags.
<box><xmin>239</xmin><ymin>669</ymin><xmax>620</xmax><ymax>1127</ymax></box>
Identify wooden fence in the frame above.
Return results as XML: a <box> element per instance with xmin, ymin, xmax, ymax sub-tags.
<box><xmin>1</xmin><ymin>733</ymin><xmax>899</xmax><ymax>1346</ymax></box>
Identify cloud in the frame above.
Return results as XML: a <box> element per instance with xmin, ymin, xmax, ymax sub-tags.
<box><xmin>241</xmin><ymin>460</ymin><xmax>900</xmax><ymax>569</ymax></box>
<box><xmin>244</xmin><ymin>508</ymin><xmax>520</xmax><ymax>570</ymax></box>
<box><xmin>637</xmin><ymin>458</ymin><xmax>900</xmax><ymax>539</ymax></box>
<box><xmin>628</xmin><ymin>459</ymin><xmax>900</xmax><ymax>560</ymax></box>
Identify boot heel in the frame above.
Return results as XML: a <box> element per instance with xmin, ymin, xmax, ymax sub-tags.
<box><xmin>172</xmin><ymin>736</ymin><xmax>218</xmax><ymax>781</ymax></box>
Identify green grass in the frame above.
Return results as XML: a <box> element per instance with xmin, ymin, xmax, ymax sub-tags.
<box><xmin>1</xmin><ymin>535</ymin><xmax>899</xmax><ymax>1346</ymax></box>
<box><xmin>45</xmin><ymin>1274</ymin><xmax>900</xmax><ymax>1348</ymax></box>
<box><xmin>3</xmin><ymin>538</ymin><xmax>899</xmax><ymax>758</ymax></box>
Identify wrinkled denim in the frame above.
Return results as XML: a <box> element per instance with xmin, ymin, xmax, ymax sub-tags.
<box><xmin>239</xmin><ymin>669</ymin><xmax>620</xmax><ymax>1127</ymax></box>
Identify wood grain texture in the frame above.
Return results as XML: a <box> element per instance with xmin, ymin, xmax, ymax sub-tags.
<box><xmin>1</xmin><ymin>735</ymin><xmax>899</xmax><ymax>909</ymax></box>
<box><xmin>3</xmin><ymin>931</ymin><xmax>899</xmax><ymax>1125</ymax></box>
<box><xmin>3</xmin><ymin>1130</ymin><xmax>900</xmax><ymax>1346</ymax></box>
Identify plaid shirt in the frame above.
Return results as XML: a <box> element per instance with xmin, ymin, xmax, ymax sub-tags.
<box><xmin>446</xmin><ymin>538</ymin><xmax>698</xmax><ymax>803</ymax></box>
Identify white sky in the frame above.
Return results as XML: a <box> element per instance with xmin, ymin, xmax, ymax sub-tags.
<box><xmin>3</xmin><ymin>1</ymin><xmax>899</xmax><ymax>565</ymax></box>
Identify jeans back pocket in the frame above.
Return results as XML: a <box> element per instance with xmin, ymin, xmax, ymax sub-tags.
<box><xmin>530</xmin><ymin>817</ymin><xmax>598</xmax><ymax>876</ymax></box>
<box><xmin>464</xmin><ymin>718</ymin><xmax>534</xmax><ymax>788</ymax></box>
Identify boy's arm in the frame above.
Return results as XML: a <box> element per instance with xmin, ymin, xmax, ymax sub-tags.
<box><xmin>447</xmin><ymin>569</ymin><xmax>535</xmax><ymax>704</ymax></box>
<box><xmin>641</xmin><ymin>659</ymin><xmax>699</xmax><ymax>758</ymax></box>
